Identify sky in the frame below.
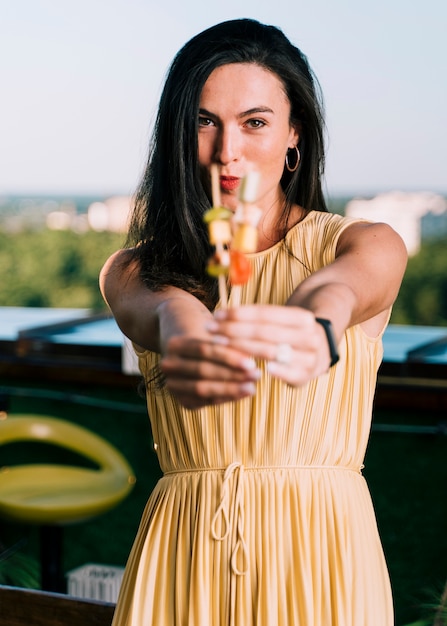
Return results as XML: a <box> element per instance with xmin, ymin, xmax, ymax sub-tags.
<box><xmin>1</xmin><ymin>0</ymin><xmax>446</xmax><ymax>198</ymax></box>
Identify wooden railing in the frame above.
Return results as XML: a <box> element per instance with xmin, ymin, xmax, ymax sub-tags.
<box><xmin>0</xmin><ymin>585</ymin><xmax>115</xmax><ymax>626</ymax></box>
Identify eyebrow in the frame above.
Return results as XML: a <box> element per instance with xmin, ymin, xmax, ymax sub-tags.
<box><xmin>199</xmin><ymin>106</ymin><xmax>275</xmax><ymax>119</ymax></box>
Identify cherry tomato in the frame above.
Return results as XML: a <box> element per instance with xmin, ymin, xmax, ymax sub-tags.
<box><xmin>229</xmin><ymin>249</ymin><xmax>251</xmax><ymax>285</ymax></box>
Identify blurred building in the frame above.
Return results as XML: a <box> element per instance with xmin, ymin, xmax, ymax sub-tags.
<box><xmin>345</xmin><ymin>191</ymin><xmax>447</xmax><ymax>256</ymax></box>
<box><xmin>43</xmin><ymin>195</ymin><xmax>133</xmax><ymax>233</ymax></box>
<box><xmin>87</xmin><ymin>196</ymin><xmax>133</xmax><ymax>233</ymax></box>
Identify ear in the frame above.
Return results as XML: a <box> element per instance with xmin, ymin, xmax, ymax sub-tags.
<box><xmin>288</xmin><ymin>123</ymin><xmax>300</xmax><ymax>148</ymax></box>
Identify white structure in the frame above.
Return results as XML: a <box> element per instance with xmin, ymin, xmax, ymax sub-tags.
<box><xmin>88</xmin><ymin>196</ymin><xmax>133</xmax><ymax>233</ymax></box>
<box><xmin>122</xmin><ymin>334</ymin><xmax>140</xmax><ymax>375</ymax></box>
<box><xmin>67</xmin><ymin>563</ymin><xmax>125</xmax><ymax>602</ymax></box>
<box><xmin>345</xmin><ymin>191</ymin><xmax>447</xmax><ymax>256</ymax></box>
<box><xmin>45</xmin><ymin>196</ymin><xmax>133</xmax><ymax>233</ymax></box>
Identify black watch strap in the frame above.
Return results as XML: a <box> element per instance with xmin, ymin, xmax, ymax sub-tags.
<box><xmin>315</xmin><ymin>317</ymin><xmax>340</xmax><ymax>367</ymax></box>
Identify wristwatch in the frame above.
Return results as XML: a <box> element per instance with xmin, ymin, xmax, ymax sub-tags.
<box><xmin>315</xmin><ymin>318</ymin><xmax>340</xmax><ymax>367</ymax></box>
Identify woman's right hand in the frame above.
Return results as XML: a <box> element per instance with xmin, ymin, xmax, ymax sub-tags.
<box><xmin>159</xmin><ymin>333</ymin><xmax>261</xmax><ymax>410</ymax></box>
<box><xmin>101</xmin><ymin>250</ymin><xmax>260</xmax><ymax>409</ymax></box>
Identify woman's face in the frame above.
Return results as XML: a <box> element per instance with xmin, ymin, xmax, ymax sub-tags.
<box><xmin>198</xmin><ymin>63</ymin><xmax>299</xmax><ymax>212</ymax></box>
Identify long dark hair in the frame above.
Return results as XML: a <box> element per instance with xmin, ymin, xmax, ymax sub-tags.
<box><xmin>126</xmin><ymin>18</ymin><xmax>327</xmax><ymax>309</ymax></box>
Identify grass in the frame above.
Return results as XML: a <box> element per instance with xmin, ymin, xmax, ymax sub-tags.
<box><xmin>1</xmin><ymin>379</ymin><xmax>446</xmax><ymax>625</ymax></box>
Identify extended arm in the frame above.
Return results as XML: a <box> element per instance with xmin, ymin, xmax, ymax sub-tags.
<box><xmin>99</xmin><ymin>249</ymin><xmax>261</xmax><ymax>408</ymax></box>
<box><xmin>208</xmin><ymin>221</ymin><xmax>408</xmax><ymax>383</ymax></box>
<box><xmin>287</xmin><ymin>221</ymin><xmax>407</xmax><ymax>338</ymax></box>
<box><xmin>100</xmin><ymin>249</ymin><xmax>211</xmax><ymax>353</ymax></box>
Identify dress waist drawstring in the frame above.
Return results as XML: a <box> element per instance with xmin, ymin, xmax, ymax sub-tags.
<box><xmin>211</xmin><ymin>462</ymin><xmax>248</xmax><ymax>576</ymax></box>
<box><xmin>163</xmin><ymin>463</ymin><xmax>363</xmax><ymax>578</ymax></box>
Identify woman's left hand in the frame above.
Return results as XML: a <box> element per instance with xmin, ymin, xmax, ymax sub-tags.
<box><xmin>207</xmin><ymin>305</ymin><xmax>333</xmax><ymax>386</ymax></box>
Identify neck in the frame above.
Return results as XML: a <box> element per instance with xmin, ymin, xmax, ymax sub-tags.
<box><xmin>256</xmin><ymin>203</ymin><xmax>306</xmax><ymax>252</ymax></box>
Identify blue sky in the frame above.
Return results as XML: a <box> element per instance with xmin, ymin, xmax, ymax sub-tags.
<box><xmin>1</xmin><ymin>0</ymin><xmax>446</xmax><ymax>197</ymax></box>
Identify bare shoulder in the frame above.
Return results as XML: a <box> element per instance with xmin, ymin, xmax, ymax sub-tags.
<box><xmin>101</xmin><ymin>248</ymin><xmax>135</xmax><ymax>273</ymax></box>
<box><xmin>99</xmin><ymin>248</ymin><xmax>138</xmax><ymax>305</ymax></box>
<box><xmin>332</xmin><ymin>221</ymin><xmax>408</xmax><ymax>334</ymax></box>
<box><xmin>335</xmin><ymin>220</ymin><xmax>408</xmax><ymax>294</ymax></box>
<box><xmin>337</xmin><ymin>220</ymin><xmax>408</xmax><ymax>261</ymax></box>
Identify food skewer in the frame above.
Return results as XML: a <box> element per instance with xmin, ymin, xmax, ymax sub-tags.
<box><xmin>230</xmin><ymin>171</ymin><xmax>262</xmax><ymax>305</ymax></box>
<box><xmin>204</xmin><ymin>165</ymin><xmax>261</xmax><ymax>308</ymax></box>
<box><xmin>204</xmin><ymin>164</ymin><xmax>232</xmax><ymax>307</ymax></box>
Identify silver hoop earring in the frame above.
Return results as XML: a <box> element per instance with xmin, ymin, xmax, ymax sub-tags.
<box><xmin>285</xmin><ymin>146</ymin><xmax>300</xmax><ymax>173</ymax></box>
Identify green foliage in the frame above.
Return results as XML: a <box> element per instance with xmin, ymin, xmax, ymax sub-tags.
<box><xmin>0</xmin><ymin>540</ymin><xmax>40</xmax><ymax>588</ymax></box>
<box><xmin>402</xmin><ymin>580</ymin><xmax>447</xmax><ymax>625</ymax></box>
<box><xmin>0</xmin><ymin>229</ymin><xmax>124</xmax><ymax>310</ymax></box>
<box><xmin>391</xmin><ymin>238</ymin><xmax>447</xmax><ymax>327</ymax></box>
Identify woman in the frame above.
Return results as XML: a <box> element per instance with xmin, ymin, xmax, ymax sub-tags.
<box><xmin>100</xmin><ymin>18</ymin><xmax>407</xmax><ymax>625</ymax></box>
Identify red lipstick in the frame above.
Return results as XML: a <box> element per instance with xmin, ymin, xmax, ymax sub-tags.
<box><xmin>220</xmin><ymin>176</ymin><xmax>240</xmax><ymax>192</ymax></box>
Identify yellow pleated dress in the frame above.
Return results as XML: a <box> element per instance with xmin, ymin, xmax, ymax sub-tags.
<box><xmin>112</xmin><ymin>211</ymin><xmax>394</xmax><ymax>626</ymax></box>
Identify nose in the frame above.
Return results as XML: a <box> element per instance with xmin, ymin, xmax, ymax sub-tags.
<box><xmin>214</xmin><ymin>126</ymin><xmax>240</xmax><ymax>165</ymax></box>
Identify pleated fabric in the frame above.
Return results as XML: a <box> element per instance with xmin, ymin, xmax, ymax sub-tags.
<box><xmin>112</xmin><ymin>212</ymin><xmax>394</xmax><ymax>626</ymax></box>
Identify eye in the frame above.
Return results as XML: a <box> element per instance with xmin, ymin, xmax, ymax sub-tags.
<box><xmin>198</xmin><ymin>116</ymin><xmax>215</xmax><ymax>127</ymax></box>
<box><xmin>245</xmin><ymin>118</ymin><xmax>266</xmax><ymax>129</ymax></box>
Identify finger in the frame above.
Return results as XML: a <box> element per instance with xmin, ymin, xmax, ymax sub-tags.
<box><xmin>266</xmin><ymin>350</ymin><xmax>318</xmax><ymax>386</ymax></box>
<box><xmin>160</xmin><ymin>353</ymin><xmax>261</xmax><ymax>383</ymax></box>
<box><xmin>209</xmin><ymin>309</ymin><xmax>316</xmax><ymax>344</ymax></box>
<box><xmin>207</xmin><ymin>332</ymin><xmax>321</xmax><ymax>367</ymax></box>
<box><xmin>165</xmin><ymin>378</ymin><xmax>257</xmax><ymax>410</ymax></box>
<box><xmin>166</xmin><ymin>336</ymin><xmax>259</xmax><ymax>374</ymax></box>
<box><xmin>214</xmin><ymin>305</ymin><xmax>315</xmax><ymax>328</ymax></box>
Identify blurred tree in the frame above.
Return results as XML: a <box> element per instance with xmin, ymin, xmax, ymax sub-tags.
<box><xmin>0</xmin><ymin>229</ymin><xmax>124</xmax><ymax>310</ymax></box>
<box><xmin>391</xmin><ymin>238</ymin><xmax>447</xmax><ymax>326</ymax></box>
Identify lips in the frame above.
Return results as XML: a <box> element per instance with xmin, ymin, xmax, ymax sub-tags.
<box><xmin>220</xmin><ymin>176</ymin><xmax>240</xmax><ymax>192</ymax></box>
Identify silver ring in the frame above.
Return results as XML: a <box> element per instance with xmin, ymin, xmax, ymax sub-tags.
<box><xmin>276</xmin><ymin>342</ymin><xmax>293</xmax><ymax>365</ymax></box>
